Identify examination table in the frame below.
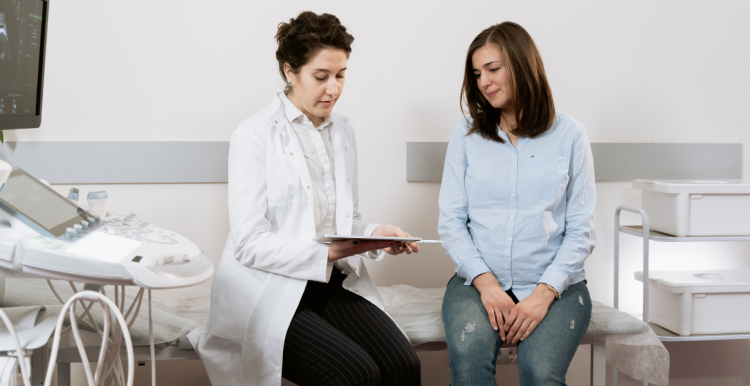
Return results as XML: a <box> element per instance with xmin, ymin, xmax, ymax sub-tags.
<box><xmin>2</xmin><ymin>278</ymin><xmax>669</xmax><ymax>386</ymax></box>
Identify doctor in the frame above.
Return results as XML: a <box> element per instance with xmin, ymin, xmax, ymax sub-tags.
<box><xmin>193</xmin><ymin>11</ymin><xmax>422</xmax><ymax>386</ymax></box>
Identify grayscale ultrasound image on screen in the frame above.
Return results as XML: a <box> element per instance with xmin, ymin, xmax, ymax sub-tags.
<box><xmin>0</xmin><ymin>0</ymin><xmax>44</xmax><ymax>116</ymax></box>
<box><xmin>0</xmin><ymin>12</ymin><xmax>10</xmax><ymax>64</ymax></box>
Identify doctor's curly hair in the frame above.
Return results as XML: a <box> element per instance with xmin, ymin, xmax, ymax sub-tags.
<box><xmin>275</xmin><ymin>11</ymin><xmax>354</xmax><ymax>86</ymax></box>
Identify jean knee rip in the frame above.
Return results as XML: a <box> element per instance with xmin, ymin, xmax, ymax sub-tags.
<box><xmin>460</xmin><ymin>321</ymin><xmax>475</xmax><ymax>342</ymax></box>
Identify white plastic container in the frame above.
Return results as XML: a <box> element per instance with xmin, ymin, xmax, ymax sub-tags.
<box><xmin>635</xmin><ymin>269</ymin><xmax>750</xmax><ymax>335</ymax></box>
<box><xmin>632</xmin><ymin>179</ymin><xmax>750</xmax><ymax>237</ymax></box>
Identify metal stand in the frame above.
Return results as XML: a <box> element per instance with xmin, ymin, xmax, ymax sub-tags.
<box><xmin>613</xmin><ymin>205</ymin><xmax>750</xmax><ymax>385</ymax></box>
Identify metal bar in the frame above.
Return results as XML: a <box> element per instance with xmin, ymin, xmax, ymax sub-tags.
<box><xmin>614</xmin><ymin>205</ymin><xmax>650</xmax><ymax>322</ymax></box>
<box><xmin>53</xmin><ymin>345</ymin><xmax>200</xmax><ymax>363</ymax></box>
<box><xmin>614</xmin><ymin>209</ymin><xmax>621</xmax><ymax>309</ymax></box>
<box><xmin>590</xmin><ymin>339</ymin><xmax>606</xmax><ymax>386</ymax></box>
<box><xmin>31</xmin><ymin>347</ymin><xmax>45</xmax><ymax>386</ymax></box>
<box><xmin>620</xmin><ymin>226</ymin><xmax>750</xmax><ymax>242</ymax></box>
<box><xmin>57</xmin><ymin>362</ymin><xmax>71</xmax><ymax>386</ymax></box>
<box><xmin>643</xmin><ymin>213</ymin><xmax>650</xmax><ymax>323</ymax></box>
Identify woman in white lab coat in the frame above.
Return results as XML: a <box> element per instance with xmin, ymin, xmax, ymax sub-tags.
<box><xmin>191</xmin><ymin>11</ymin><xmax>422</xmax><ymax>386</ymax></box>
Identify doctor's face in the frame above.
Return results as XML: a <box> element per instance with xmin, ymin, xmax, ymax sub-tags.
<box><xmin>472</xmin><ymin>44</ymin><xmax>513</xmax><ymax>110</ymax></box>
<box><xmin>285</xmin><ymin>48</ymin><xmax>347</xmax><ymax>124</ymax></box>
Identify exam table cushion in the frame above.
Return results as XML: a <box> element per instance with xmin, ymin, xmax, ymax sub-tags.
<box><xmin>378</xmin><ymin>285</ymin><xmax>649</xmax><ymax>344</ymax></box>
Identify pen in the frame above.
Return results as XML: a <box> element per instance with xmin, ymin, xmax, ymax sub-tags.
<box><xmin>415</xmin><ymin>240</ymin><xmax>443</xmax><ymax>244</ymax></box>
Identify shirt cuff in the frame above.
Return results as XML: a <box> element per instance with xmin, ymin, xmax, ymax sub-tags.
<box><xmin>367</xmin><ymin>249</ymin><xmax>385</xmax><ymax>261</ymax></box>
<box><xmin>364</xmin><ymin>223</ymin><xmax>384</xmax><ymax>260</ymax></box>
<box><xmin>538</xmin><ymin>267</ymin><xmax>570</xmax><ymax>296</ymax></box>
<box><xmin>325</xmin><ymin>260</ymin><xmax>335</xmax><ymax>282</ymax></box>
<box><xmin>458</xmin><ymin>257</ymin><xmax>491</xmax><ymax>285</ymax></box>
<box><xmin>311</xmin><ymin>243</ymin><xmax>333</xmax><ymax>283</ymax></box>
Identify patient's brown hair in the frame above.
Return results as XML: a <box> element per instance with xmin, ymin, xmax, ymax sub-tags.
<box><xmin>461</xmin><ymin>22</ymin><xmax>555</xmax><ymax>143</ymax></box>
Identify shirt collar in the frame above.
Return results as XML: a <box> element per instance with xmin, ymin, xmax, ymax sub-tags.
<box><xmin>279</xmin><ymin>93</ymin><xmax>333</xmax><ymax>131</ymax></box>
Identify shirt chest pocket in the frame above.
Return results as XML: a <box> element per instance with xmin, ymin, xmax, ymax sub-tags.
<box><xmin>521</xmin><ymin>154</ymin><xmax>569</xmax><ymax>204</ymax></box>
<box><xmin>266</xmin><ymin>154</ymin><xmax>301</xmax><ymax>203</ymax></box>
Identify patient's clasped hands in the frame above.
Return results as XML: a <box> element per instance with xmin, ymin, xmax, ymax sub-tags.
<box><xmin>473</xmin><ymin>272</ymin><xmax>555</xmax><ymax>344</ymax></box>
<box><xmin>327</xmin><ymin>224</ymin><xmax>420</xmax><ymax>262</ymax></box>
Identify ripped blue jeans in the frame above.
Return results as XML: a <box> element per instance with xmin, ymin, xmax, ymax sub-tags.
<box><xmin>442</xmin><ymin>274</ymin><xmax>592</xmax><ymax>386</ymax></box>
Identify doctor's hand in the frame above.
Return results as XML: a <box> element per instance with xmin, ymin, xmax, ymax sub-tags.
<box><xmin>503</xmin><ymin>283</ymin><xmax>555</xmax><ymax>344</ymax></box>
<box><xmin>472</xmin><ymin>272</ymin><xmax>515</xmax><ymax>342</ymax></box>
<box><xmin>328</xmin><ymin>239</ymin><xmax>403</xmax><ymax>262</ymax></box>
<box><xmin>371</xmin><ymin>224</ymin><xmax>420</xmax><ymax>255</ymax></box>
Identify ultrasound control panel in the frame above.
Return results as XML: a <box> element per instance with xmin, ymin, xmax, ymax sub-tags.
<box><xmin>0</xmin><ymin>169</ymin><xmax>214</xmax><ymax>289</ymax></box>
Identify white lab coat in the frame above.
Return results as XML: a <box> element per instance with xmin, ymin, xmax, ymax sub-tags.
<box><xmin>189</xmin><ymin>94</ymin><xmax>395</xmax><ymax>386</ymax></box>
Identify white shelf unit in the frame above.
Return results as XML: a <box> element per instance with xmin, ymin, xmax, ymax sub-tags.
<box><xmin>614</xmin><ymin>205</ymin><xmax>750</xmax><ymax>344</ymax></box>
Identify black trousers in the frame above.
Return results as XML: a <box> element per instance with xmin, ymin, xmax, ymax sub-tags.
<box><xmin>282</xmin><ymin>270</ymin><xmax>421</xmax><ymax>386</ymax></box>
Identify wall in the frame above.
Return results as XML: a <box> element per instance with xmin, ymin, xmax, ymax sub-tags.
<box><xmin>5</xmin><ymin>0</ymin><xmax>750</xmax><ymax>385</ymax></box>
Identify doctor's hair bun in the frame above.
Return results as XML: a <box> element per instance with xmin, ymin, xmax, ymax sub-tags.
<box><xmin>275</xmin><ymin>11</ymin><xmax>354</xmax><ymax>81</ymax></box>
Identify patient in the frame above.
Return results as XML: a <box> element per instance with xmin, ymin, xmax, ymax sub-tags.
<box><xmin>438</xmin><ymin>22</ymin><xmax>596</xmax><ymax>385</ymax></box>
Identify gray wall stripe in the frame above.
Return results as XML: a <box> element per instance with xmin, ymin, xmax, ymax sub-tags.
<box><xmin>407</xmin><ymin>142</ymin><xmax>742</xmax><ymax>182</ymax></box>
<box><xmin>590</xmin><ymin>143</ymin><xmax>742</xmax><ymax>181</ymax></box>
<box><xmin>0</xmin><ymin>142</ymin><xmax>229</xmax><ymax>184</ymax></box>
<box><xmin>0</xmin><ymin>142</ymin><xmax>741</xmax><ymax>184</ymax></box>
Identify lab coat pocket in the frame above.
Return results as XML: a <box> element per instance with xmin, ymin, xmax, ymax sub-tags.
<box><xmin>206</xmin><ymin>255</ymin><xmax>262</xmax><ymax>339</ymax></box>
<box><xmin>522</xmin><ymin>154</ymin><xmax>569</xmax><ymax>205</ymax></box>
<box><xmin>266</xmin><ymin>154</ymin><xmax>301</xmax><ymax>203</ymax></box>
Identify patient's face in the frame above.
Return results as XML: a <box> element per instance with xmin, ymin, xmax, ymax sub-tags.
<box><xmin>472</xmin><ymin>44</ymin><xmax>513</xmax><ymax>111</ymax></box>
<box><xmin>285</xmin><ymin>48</ymin><xmax>347</xmax><ymax>126</ymax></box>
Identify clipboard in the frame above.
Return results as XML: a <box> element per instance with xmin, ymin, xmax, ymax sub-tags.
<box><xmin>314</xmin><ymin>235</ymin><xmax>422</xmax><ymax>244</ymax></box>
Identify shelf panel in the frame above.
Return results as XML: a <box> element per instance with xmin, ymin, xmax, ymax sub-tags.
<box><xmin>650</xmin><ymin>323</ymin><xmax>750</xmax><ymax>342</ymax></box>
<box><xmin>620</xmin><ymin>225</ymin><xmax>750</xmax><ymax>242</ymax></box>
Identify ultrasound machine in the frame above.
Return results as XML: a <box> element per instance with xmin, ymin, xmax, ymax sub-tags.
<box><xmin>0</xmin><ymin>0</ymin><xmax>213</xmax><ymax>384</ymax></box>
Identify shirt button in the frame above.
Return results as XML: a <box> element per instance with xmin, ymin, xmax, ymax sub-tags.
<box><xmin>511</xmin><ymin>216</ymin><xmax>514</xmax><ymax>219</ymax></box>
<box><xmin>506</xmin><ymin>261</ymin><xmax>510</xmax><ymax>265</ymax></box>
<box><xmin>507</xmin><ymin>238</ymin><xmax>512</xmax><ymax>241</ymax></box>
<box><xmin>347</xmin><ymin>178</ymin><xmax>350</xmax><ymax>183</ymax></box>
<box><xmin>346</xmin><ymin>213</ymin><xmax>351</xmax><ymax>218</ymax></box>
<box><xmin>512</xmin><ymin>172</ymin><xmax>516</xmax><ymax>175</ymax></box>
<box><xmin>513</xmin><ymin>151</ymin><xmax>517</xmax><ymax>155</ymax></box>
<box><xmin>307</xmin><ymin>186</ymin><xmax>310</xmax><ymax>189</ymax></box>
<box><xmin>345</xmin><ymin>146</ymin><xmax>348</xmax><ymax>151</ymax></box>
<box><xmin>511</xmin><ymin>194</ymin><xmax>516</xmax><ymax>198</ymax></box>
<box><xmin>289</xmin><ymin>152</ymin><xmax>294</xmax><ymax>156</ymax></box>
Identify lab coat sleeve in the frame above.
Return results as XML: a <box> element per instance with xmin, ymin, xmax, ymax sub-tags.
<box><xmin>228</xmin><ymin>122</ymin><xmax>331</xmax><ymax>283</ymax></box>
<box><xmin>347</xmin><ymin>124</ymin><xmax>383</xmax><ymax>261</ymax></box>
<box><xmin>539</xmin><ymin>123</ymin><xmax>596</xmax><ymax>296</ymax></box>
<box><xmin>438</xmin><ymin>122</ymin><xmax>491</xmax><ymax>284</ymax></box>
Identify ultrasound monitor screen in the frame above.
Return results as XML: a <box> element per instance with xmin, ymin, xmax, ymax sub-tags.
<box><xmin>0</xmin><ymin>170</ymin><xmax>87</xmax><ymax>236</ymax></box>
<box><xmin>0</xmin><ymin>0</ymin><xmax>45</xmax><ymax>116</ymax></box>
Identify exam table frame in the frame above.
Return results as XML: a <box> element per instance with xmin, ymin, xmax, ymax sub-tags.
<box><xmin>42</xmin><ymin>329</ymin><xmax>607</xmax><ymax>386</ymax></box>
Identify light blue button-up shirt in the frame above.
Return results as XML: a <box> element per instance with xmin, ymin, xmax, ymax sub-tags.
<box><xmin>438</xmin><ymin>114</ymin><xmax>596</xmax><ymax>301</ymax></box>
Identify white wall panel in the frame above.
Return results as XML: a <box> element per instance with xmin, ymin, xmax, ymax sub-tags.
<box><xmin>4</xmin><ymin>0</ymin><xmax>750</xmax><ymax>384</ymax></box>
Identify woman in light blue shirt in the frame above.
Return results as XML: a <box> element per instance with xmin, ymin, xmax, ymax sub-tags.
<box><xmin>438</xmin><ymin>21</ymin><xmax>596</xmax><ymax>386</ymax></box>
